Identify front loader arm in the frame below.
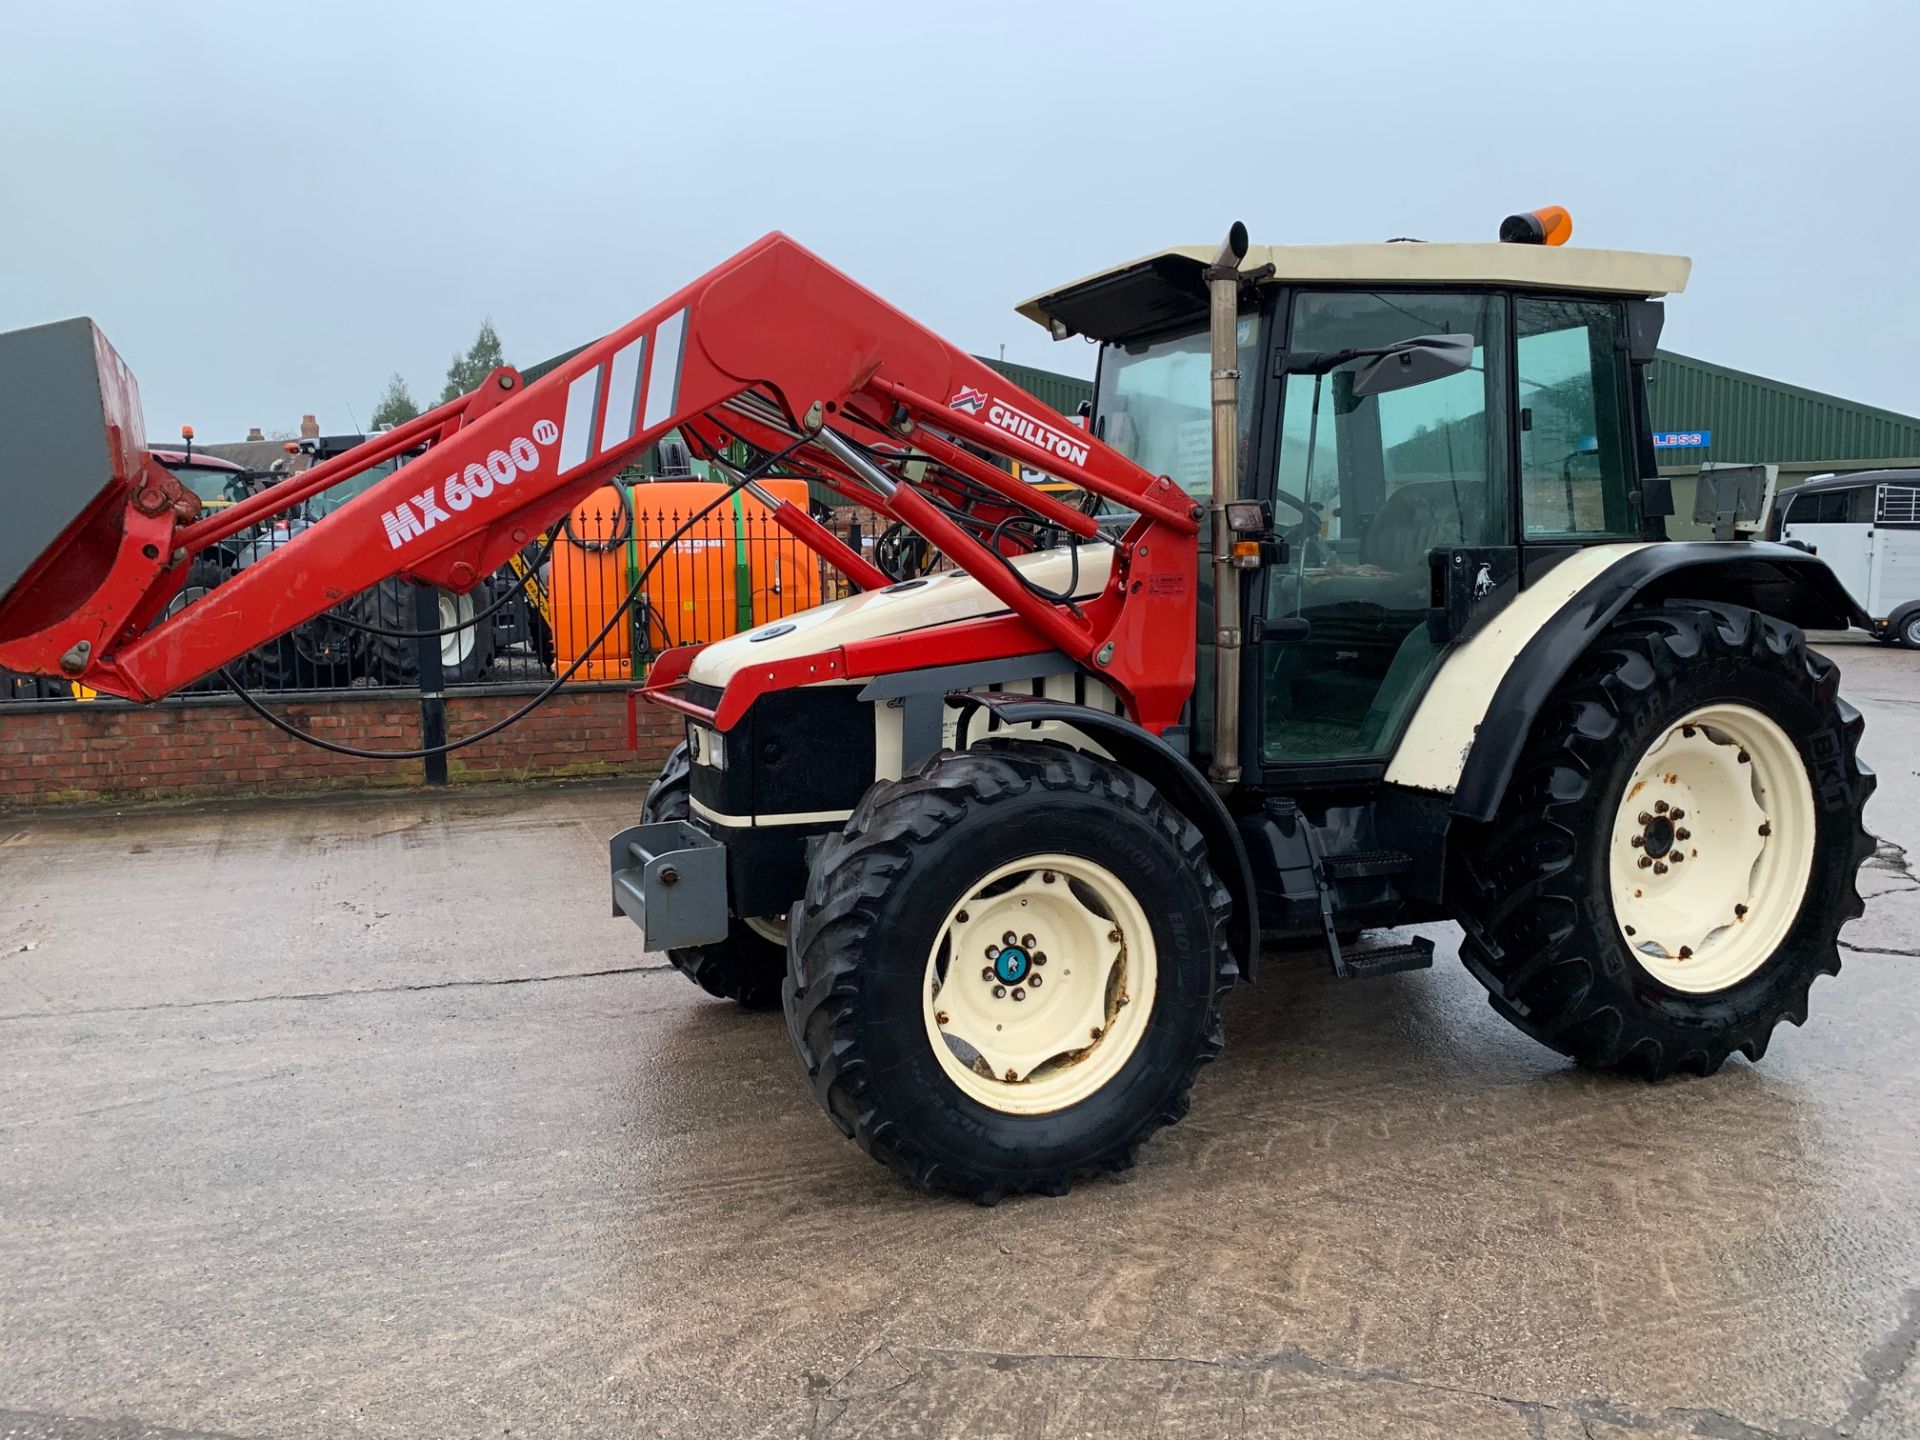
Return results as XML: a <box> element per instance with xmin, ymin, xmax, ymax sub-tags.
<box><xmin>0</xmin><ymin>233</ymin><xmax>1200</xmax><ymax>729</ymax></box>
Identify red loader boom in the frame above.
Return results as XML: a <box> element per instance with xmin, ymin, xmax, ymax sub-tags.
<box><xmin>0</xmin><ymin>234</ymin><xmax>1199</xmax><ymax>731</ymax></box>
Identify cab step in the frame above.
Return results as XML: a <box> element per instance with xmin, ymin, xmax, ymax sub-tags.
<box><xmin>1331</xmin><ymin>936</ymin><xmax>1435</xmax><ymax>980</ymax></box>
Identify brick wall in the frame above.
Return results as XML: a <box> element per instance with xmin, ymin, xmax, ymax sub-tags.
<box><xmin>0</xmin><ymin>683</ymin><xmax>682</xmax><ymax>808</ymax></box>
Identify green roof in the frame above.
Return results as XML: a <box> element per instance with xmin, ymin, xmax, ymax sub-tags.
<box><xmin>1648</xmin><ymin>351</ymin><xmax>1920</xmax><ymax>464</ymax></box>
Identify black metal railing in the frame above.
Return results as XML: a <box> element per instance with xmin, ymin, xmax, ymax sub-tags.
<box><xmin>1</xmin><ymin>490</ymin><xmax>877</xmax><ymax>704</ymax></box>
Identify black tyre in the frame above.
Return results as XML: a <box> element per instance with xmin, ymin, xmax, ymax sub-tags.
<box><xmin>785</xmin><ymin>740</ymin><xmax>1236</xmax><ymax>1202</ymax></box>
<box><xmin>1453</xmin><ymin>602</ymin><xmax>1873</xmax><ymax>1078</ymax></box>
<box><xmin>158</xmin><ymin>558</ymin><xmax>232</xmax><ymax>694</ymax></box>
<box><xmin>1900</xmin><ymin>612</ymin><xmax>1920</xmax><ymax>649</ymax></box>
<box><xmin>641</xmin><ymin>743</ymin><xmax>787</xmax><ymax>1009</ymax></box>
<box><xmin>355</xmin><ymin>577</ymin><xmax>496</xmax><ymax>686</ymax></box>
<box><xmin>251</xmin><ymin>607</ymin><xmax>362</xmax><ymax>690</ymax></box>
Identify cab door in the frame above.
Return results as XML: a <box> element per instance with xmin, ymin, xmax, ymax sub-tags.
<box><xmin>1253</xmin><ymin>289</ymin><xmax>1515</xmax><ymax>771</ymax></box>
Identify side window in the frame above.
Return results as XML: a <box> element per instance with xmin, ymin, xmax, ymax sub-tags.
<box><xmin>1788</xmin><ymin>488</ymin><xmax>1873</xmax><ymax>525</ymax></box>
<box><xmin>1516</xmin><ymin>298</ymin><xmax>1637</xmax><ymax>538</ymax></box>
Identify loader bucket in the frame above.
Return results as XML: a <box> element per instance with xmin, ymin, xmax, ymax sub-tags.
<box><xmin>0</xmin><ymin>317</ymin><xmax>149</xmax><ymax>645</ymax></box>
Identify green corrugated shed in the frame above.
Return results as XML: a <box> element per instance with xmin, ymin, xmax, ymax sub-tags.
<box><xmin>981</xmin><ymin>357</ymin><xmax>1092</xmax><ymax>416</ymax></box>
<box><xmin>1649</xmin><ymin>351</ymin><xmax>1920</xmax><ymax>464</ymax></box>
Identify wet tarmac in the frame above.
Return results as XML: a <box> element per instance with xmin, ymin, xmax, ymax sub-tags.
<box><xmin>2</xmin><ymin>641</ymin><xmax>1916</xmax><ymax>1439</ymax></box>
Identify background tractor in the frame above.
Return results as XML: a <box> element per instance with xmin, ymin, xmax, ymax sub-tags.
<box><xmin>0</xmin><ymin>211</ymin><xmax>1873</xmax><ymax>1202</ymax></box>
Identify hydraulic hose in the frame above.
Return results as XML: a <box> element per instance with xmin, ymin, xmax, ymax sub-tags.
<box><xmin>218</xmin><ymin>447</ymin><xmax>802</xmax><ymax>759</ymax></box>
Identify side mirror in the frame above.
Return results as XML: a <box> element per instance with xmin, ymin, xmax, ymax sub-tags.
<box><xmin>1348</xmin><ymin>333</ymin><xmax>1475</xmax><ymax>399</ymax></box>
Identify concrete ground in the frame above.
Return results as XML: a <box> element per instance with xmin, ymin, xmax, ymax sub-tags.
<box><xmin>2</xmin><ymin>643</ymin><xmax>1917</xmax><ymax>1440</ymax></box>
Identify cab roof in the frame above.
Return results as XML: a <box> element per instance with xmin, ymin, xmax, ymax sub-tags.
<box><xmin>1018</xmin><ymin>241</ymin><xmax>1692</xmax><ymax>343</ymax></box>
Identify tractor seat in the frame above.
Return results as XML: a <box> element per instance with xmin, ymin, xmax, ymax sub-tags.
<box><xmin>1360</xmin><ymin>481</ymin><xmax>1487</xmax><ymax>573</ymax></box>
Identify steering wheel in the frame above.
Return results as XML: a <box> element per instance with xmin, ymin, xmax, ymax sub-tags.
<box><xmin>1269</xmin><ymin>486</ymin><xmax>1328</xmax><ymax>564</ymax></box>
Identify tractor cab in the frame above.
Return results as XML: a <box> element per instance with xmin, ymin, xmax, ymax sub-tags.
<box><xmin>1020</xmin><ymin>216</ymin><xmax>1690</xmax><ymax>775</ymax></box>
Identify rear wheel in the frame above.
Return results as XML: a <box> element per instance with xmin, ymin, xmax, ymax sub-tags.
<box><xmin>785</xmin><ymin>741</ymin><xmax>1235</xmax><ymax>1201</ymax></box>
<box><xmin>1453</xmin><ymin>602</ymin><xmax>1873</xmax><ymax>1077</ymax></box>
<box><xmin>641</xmin><ymin>743</ymin><xmax>786</xmax><ymax>1009</ymax></box>
<box><xmin>158</xmin><ymin>558</ymin><xmax>232</xmax><ymax>694</ymax></box>
<box><xmin>1901</xmin><ymin>612</ymin><xmax>1920</xmax><ymax>649</ymax></box>
<box><xmin>252</xmin><ymin>606</ymin><xmax>361</xmax><ymax>689</ymax></box>
<box><xmin>356</xmin><ymin>578</ymin><xmax>496</xmax><ymax>686</ymax></box>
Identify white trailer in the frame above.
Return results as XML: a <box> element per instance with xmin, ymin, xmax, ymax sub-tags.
<box><xmin>1777</xmin><ymin>468</ymin><xmax>1920</xmax><ymax>645</ymax></box>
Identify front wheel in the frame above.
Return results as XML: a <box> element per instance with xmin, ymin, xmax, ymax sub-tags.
<box><xmin>1453</xmin><ymin>602</ymin><xmax>1873</xmax><ymax>1078</ymax></box>
<box><xmin>785</xmin><ymin>741</ymin><xmax>1236</xmax><ymax>1202</ymax></box>
<box><xmin>641</xmin><ymin>743</ymin><xmax>787</xmax><ymax>1009</ymax></box>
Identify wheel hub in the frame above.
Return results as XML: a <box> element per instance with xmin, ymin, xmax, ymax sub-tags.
<box><xmin>924</xmin><ymin>855</ymin><xmax>1156</xmax><ymax>1115</ymax></box>
<box><xmin>987</xmin><ymin>934</ymin><xmax>1042</xmax><ymax>989</ymax></box>
<box><xmin>1608</xmin><ymin>703</ymin><xmax>1816</xmax><ymax>994</ymax></box>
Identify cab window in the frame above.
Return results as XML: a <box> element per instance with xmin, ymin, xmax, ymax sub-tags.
<box><xmin>1516</xmin><ymin>298</ymin><xmax>1637</xmax><ymax>537</ymax></box>
<box><xmin>1260</xmin><ymin>290</ymin><xmax>1508</xmax><ymax>764</ymax></box>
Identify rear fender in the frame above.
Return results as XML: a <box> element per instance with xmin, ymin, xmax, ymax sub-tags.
<box><xmin>948</xmin><ymin>691</ymin><xmax>1260</xmax><ymax>982</ymax></box>
<box><xmin>1389</xmin><ymin>541</ymin><xmax>1866</xmax><ymax>823</ymax></box>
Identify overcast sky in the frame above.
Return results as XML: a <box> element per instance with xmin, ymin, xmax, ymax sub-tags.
<box><xmin>5</xmin><ymin>0</ymin><xmax>1915</xmax><ymax>440</ymax></box>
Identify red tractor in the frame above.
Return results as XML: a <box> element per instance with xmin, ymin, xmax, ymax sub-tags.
<box><xmin>0</xmin><ymin>212</ymin><xmax>1873</xmax><ymax>1200</ymax></box>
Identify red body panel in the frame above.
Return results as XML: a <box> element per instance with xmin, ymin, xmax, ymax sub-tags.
<box><xmin>0</xmin><ymin>235</ymin><xmax>1199</xmax><ymax>734</ymax></box>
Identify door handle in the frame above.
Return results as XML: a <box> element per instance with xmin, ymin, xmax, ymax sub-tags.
<box><xmin>1260</xmin><ymin>617</ymin><xmax>1311</xmax><ymax>644</ymax></box>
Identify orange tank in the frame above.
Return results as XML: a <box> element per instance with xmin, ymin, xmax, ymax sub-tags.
<box><xmin>549</xmin><ymin>478</ymin><xmax>821</xmax><ymax>682</ymax></box>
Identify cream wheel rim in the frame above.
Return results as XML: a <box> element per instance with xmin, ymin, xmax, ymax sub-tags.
<box><xmin>439</xmin><ymin>591</ymin><xmax>477</xmax><ymax>668</ymax></box>
<box><xmin>745</xmin><ymin>914</ymin><xmax>788</xmax><ymax>946</ymax></box>
<box><xmin>922</xmin><ymin>853</ymin><xmax>1157</xmax><ymax>1116</ymax></box>
<box><xmin>1609</xmin><ymin>703</ymin><xmax>1815</xmax><ymax>994</ymax></box>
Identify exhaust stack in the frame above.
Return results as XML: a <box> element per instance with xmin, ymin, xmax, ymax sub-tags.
<box><xmin>1205</xmin><ymin>223</ymin><xmax>1249</xmax><ymax>787</ymax></box>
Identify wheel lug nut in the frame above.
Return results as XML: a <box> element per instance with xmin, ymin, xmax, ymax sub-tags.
<box><xmin>1042</xmin><ymin>871</ymin><xmax>1056</xmax><ymax>884</ymax></box>
<box><xmin>1638</xmin><ymin>856</ymin><xmax>1653</xmax><ymax>869</ymax></box>
<box><xmin>956</xmin><ymin>910</ymin><xmax>969</xmax><ymax>924</ymax></box>
<box><xmin>986</xmin><ymin>944</ymin><xmax>1001</xmax><ymax>959</ymax></box>
<box><xmin>1004</xmin><ymin>931</ymin><xmax>1018</xmax><ymax>946</ymax></box>
<box><xmin>992</xmin><ymin>984</ymin><xmax>1006</xmax><ymax>998</ymax></box>
<box><xmin>1032</xmin><ymin>952</ymin><xmax>1046</xmax><ymax>966</ymax></box>
<box><xmin>1670</xmin><ymin>808</ymin><xmax>1684</xmax><ymax>821</ymax></box>
<box><xmin>1638</xmin><ymin>812</ymin><xmax>1654</xmax><ymax>825</ymax></box>
<box><xmin>1655</xmin><ymin>800</ymin><xmax>1669</xmax><ymax>814</ymax></box>
<box><xmin>1631</xmin><ymin>835</ymin><xmax>1645</xmax><ymax>848</ymax></box>
<box><xmin>1653</xmin><ymin>861</ymin><xmax>1668</xmax><ymax>875</ymax></box>
<box><xmin>1029</xmin><ymin>974</ymin><xmax>1042</xmax><ymax>987</ymax></box>
<box><xmin>982</xmin><ymin>967</ymin><xmax>995</xmax><ymax>981</ymax></box>
<box><xmin>1020</xmin><ymin>933</ymin><xmax>1036</xmax><ymax>950</ymax></box>
<box><xmin>1670</xmin><ymin>852</ymin><xmax>1685</xmax><ymax>864</ymax></box>
<box><xmin>1674</xmin><ymin>828</ymin><xmax>1690</xmax><ymax>841</ymax></box>
<box><xmin>1012</xmin><ymin>988</ymin><xmax>1026</xmax><ymax>1001</ymax></box>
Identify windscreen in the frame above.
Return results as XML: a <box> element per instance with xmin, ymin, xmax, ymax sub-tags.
<box><xmin>1092</xmin><ymin>315</ymin><xmax>1261</xmax><ymax>500</ymax></box>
